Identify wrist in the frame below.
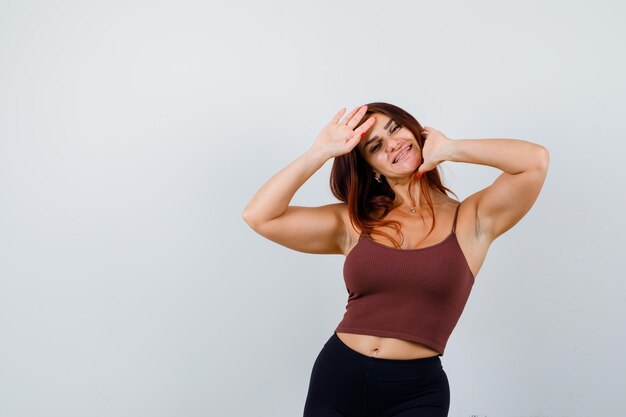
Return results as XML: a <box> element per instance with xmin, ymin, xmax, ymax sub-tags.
<box><xmin>306</xmin><ymin>146</ymin><xmax>330</xmax><ymax>166</ymax></box>
<box><xmin>441</xmin><ymin>138</ymin><xmax>460</xmax><ymax>162</ymax></box>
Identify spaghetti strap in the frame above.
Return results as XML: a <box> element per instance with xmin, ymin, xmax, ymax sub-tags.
<box><xmin>451</xmin><ymin>203</ymin><xmax>461</xmax><ymax>234</ymax></box>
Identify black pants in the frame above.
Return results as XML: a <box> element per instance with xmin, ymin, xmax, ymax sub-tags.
<box><xmin>303</xmin><ymin>332</ymin><xmax>450</xmax><ymax>417</ymax></box>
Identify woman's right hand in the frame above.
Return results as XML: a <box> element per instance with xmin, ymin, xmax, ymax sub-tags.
<box><xmin>310</xmin><ymin>106</ymin><xmax>376</xmax><ymax>160</ymax></box>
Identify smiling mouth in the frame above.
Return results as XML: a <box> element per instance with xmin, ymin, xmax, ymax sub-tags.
<box><xmin>393</xmin><ymin>145</ymin><xmax>412</xmax><ymax>164</ymax></box>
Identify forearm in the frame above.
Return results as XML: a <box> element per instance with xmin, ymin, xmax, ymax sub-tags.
<box><xmin>444</xmin><ymin>138</ymin><xmax>549</xmax><ymax>174</ymax></box>
<box><xmin>242</xmin><ymin>147</ymin><xmax>328</xmax><ymax>225</ymax></box>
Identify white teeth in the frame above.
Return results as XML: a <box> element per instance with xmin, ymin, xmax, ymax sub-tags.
<box><xmin>394</xmin><ymin>145</ymin><xmax>411</xmax><ymax>163</ymax></box>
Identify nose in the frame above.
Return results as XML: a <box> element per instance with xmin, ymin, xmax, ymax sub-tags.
<box><xmin>386</xmin><ymin>137</ymin><xmax>402</xmax><ymax>153</ymax></box>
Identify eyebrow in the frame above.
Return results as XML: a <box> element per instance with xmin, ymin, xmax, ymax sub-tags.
<box><xmin>364</xmin><ymin>118</ymin><xmax>395</xmax><ymax>148</ymax></box>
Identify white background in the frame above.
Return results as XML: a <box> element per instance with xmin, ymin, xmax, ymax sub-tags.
<box><xmin>1</xmin><ymin>1</ymin><xmax>624</xmax><ymax>416</ymax></box>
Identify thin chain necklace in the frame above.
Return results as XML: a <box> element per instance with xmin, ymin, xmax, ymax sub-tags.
<box><xmin>396</xmin><ymin>204</ymin><xmax>419</xmax><ymax>214</ymax></box>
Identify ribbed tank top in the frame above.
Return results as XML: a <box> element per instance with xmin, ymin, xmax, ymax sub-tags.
<box><xmin>335</xmin><ymin>203</ymin><xmax>475</xmax><ymax>356</ymax></box>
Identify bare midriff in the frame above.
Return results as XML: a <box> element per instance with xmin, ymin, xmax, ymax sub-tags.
<box><xmin>336</xmin><ymin>332</ymin><xmax>440</xmax><ymax>359</ymax></box>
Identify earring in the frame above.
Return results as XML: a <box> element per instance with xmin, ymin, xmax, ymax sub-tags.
<box><xmin>374</xmin><ymin>173</ymin><xmax>382</xmax><ymax>183</ymax></box>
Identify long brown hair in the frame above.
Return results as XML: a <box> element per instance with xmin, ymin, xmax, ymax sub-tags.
<box><xmin>330</xmin><ymin>102</ymin><xmax>458</xmax><ymax>248</ymax></box>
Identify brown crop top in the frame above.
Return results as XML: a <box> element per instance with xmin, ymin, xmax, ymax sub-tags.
<box><xmin>335</xmin><ymin>203</ymin><xmax>475</xmax><ymax>356</ymax></box>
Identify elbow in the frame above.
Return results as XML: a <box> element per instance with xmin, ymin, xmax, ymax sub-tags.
<box><xmin>242</xmin><ymin>209</ymin><xmax>264</xmax><ymax>230</ymax></box>
<box><xmin>535</xmin><ymin>145</ymin><xmax>550</xmax><ymax>171</ymax></box>
<box><xmin>242</xmin><ymin>209</ymin><xmax>256</xmax><ymax>228</ymax></box>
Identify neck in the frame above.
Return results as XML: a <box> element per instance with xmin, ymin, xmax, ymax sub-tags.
<box><xmin>392</xmin><ymin>188</ymin><xmax>447</xmax><ymax>213</ymax></box>
<box><xmin>389</xmin><ymin>180</ymin><xmax>422</xmax><ymax>208</ymax></box>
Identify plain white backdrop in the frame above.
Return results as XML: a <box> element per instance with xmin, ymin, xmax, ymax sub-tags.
<box><xmin>1</xmin><ymin>1</ymin><xmax>624</xmax><ymax>416</ymax></box>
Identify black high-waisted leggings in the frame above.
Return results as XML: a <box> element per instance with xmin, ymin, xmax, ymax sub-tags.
<box><xmin>303</xmin><ymin>332</ymin><xmax>450</xmax><ymax>417</ymax></box>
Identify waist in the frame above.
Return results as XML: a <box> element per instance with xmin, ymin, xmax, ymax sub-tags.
<box><xmin>335</xmin><ymin>331</ymin><xmax>441</xmax><ymax>360</ymax></box>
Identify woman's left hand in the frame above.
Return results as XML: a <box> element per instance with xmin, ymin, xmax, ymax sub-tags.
<box><xmin>418</xmin><ymin>126</ymin><xmax>454</xmax><ymax>175</ymax></box>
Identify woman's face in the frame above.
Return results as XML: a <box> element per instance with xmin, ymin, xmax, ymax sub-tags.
<box><xmin>357</xmin><ymin>113</ymin><xmax>422</xmax><ymax>179</ymax></box>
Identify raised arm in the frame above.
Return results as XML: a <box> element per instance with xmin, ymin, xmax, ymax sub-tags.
<box><xmin>418</xmin><ymin>127</ymin><xmax>550</xmax><ymax>242</ymax></box>
<box><xmin>242</xmin><ymin>106</ymin><xmax>375</xmax><ymax>254</ymax></box>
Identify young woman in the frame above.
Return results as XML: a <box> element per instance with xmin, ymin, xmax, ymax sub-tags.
<box><xmin>242</xmin><ymin>102</ymin><xmax>549</xmax><ymax>417</ymax></box>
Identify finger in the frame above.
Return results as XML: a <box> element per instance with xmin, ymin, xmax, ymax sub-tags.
<box><xmin>340</xmin><ymin>106</ymin><xmax>364</xmax><ymax>125</ymax></box>
<box><xmin>330</xmin><ymin>108</ymin><xmax>347</xmax><ymax>124</ymax></box>
<box><xmin>353</xmin><ymin>116</ymin><xmax>376</xmax><ymax>139</ymax></box>
<box><xmin>346</xmin><ymin>105</ymin><xmax>368</xmax><ymax>128</ymax></box>
<box><xmin>345</xmin><ymin>130</ymin><xmax>364</xmax><ymax>150</ymax></box>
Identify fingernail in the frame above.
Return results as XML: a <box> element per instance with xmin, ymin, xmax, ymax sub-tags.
<box><xmin>360</xmin><ymin>132</ymin><xmax>366</xmax><ymax>138</ymax></box>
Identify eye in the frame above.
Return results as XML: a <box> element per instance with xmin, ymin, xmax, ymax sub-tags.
<box><xmin>370</xmin><ymin>125</ymin><xmax>401</xmax><ymax>153</ymax></box>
